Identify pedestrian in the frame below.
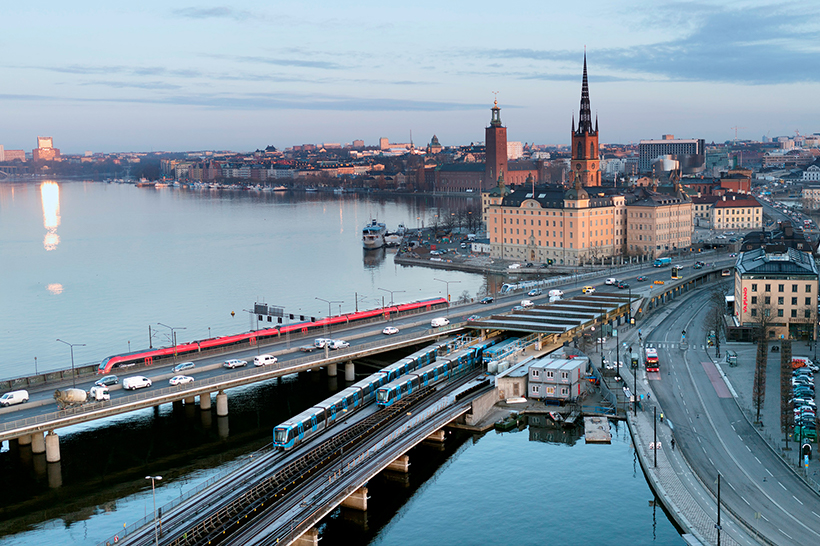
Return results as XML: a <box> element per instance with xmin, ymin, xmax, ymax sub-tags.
<box><xmin>660</xmin><ymin>412</ymin><xmax>664</xmax><ymax>423</ymax></box>
<box><xmin>671</xmin><ymin>437</ymin><xmax>675</xmax><ymax>450</ymax></box>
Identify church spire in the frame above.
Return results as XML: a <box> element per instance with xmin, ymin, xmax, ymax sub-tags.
<box><xmin>577</xmin><ymin>52</ymin><xmax>593</xmax><ymax>135</ymax></box>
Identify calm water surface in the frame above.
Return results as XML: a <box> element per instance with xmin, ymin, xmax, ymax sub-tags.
<box><xmin>0</xmin><ymin>181</ymin><xmax>487</xmax><ymax>377</ymax></box>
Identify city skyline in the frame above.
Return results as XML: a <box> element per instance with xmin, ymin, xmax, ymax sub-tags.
<box><xmin>3</xmin><ymin>0</ymin><xmax>820</xmax><ymax>153</ymax></box>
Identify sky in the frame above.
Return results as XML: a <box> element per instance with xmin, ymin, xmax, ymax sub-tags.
<box><xmin>2</xmin><ymin>0</ymin><xmax>820</xmax><ymax>153</ymax></box>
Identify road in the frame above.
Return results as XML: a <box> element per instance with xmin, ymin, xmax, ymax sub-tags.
<box><xmin>647</xmin><ymin>287</ymin><xmax>820</xmax><ymax>545</ymax></box>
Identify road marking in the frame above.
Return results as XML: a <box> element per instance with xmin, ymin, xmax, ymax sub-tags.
<box><xmin>766</xmin><ymin>468</ymin><xmax>773</xmax><ymax>477</ymax></box>
<box><xmin>794</xmin><ymin>496</ymin><xmax>804</xmax><ymax>505</ymax></box>
<box><xmin>741</xmin><ymin>496</ymin><xmax>750</xmax><ymax>505</ymax></box>
<box><xmin>813</xmin><ymin>511</ymin><xmax>820</xmax><ymax>519</ymax></box>
<box><xmin>697</xmin><ymin>436</ymin><xmax>702</xmax><ymax>443</ymax></box>
<box><xmin>727</xmin><ymin>480</ymin><xmax>736</xmax><ymax>491</ymax></box>
<box><xmin>779</xmin><ymin>482</ymin><xmax>787</xmax><ymax>491</ymax></box>
<box><xmin>755</xmin><ymin>456</ymin><xmax>762</xmax><ymax>464</ymax></box>
<box><xmin>779</xmin><ymin>529</ymin><xmax>793</xmax><ymax>540</ymax></box>
<box><xmin>731</xmin><ymin>424</ymin><xmax>736</xmax><ymax>431</ymax></box>
<box><xmin>746</xmin><ymin>445</ymin><xmax>752</xmax><ymax>452</ymax></box>
<box><xmin>708</xmin><ymin>457</ymin><xmax>714</xmax><ymax>466</ymax></box>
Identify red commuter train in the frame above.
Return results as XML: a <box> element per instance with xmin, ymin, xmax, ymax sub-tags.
<box><xmin>97</xmin><ymin>297</ymin><xmax>448</xmax><ymax>374</ymax></box>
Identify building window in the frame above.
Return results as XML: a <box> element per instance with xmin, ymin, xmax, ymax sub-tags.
<box><xmin>765</xmin><ymin>284</ymin><xmax>771</xmax><ymax>292</ymax></box>
<box><xmin>806</xmin><ymin>310</ymin><xmax>812</xmax><ymax>318</ymax></box>
<box><xmin>751</xmin><ymin>296</ymin><xmax>758</xmax><ymax>304</ymax></box>
<box><xmin>561</xmin><ymin>371</ymin><xmax>568</xmax><ymax>379</ymax></box>
<box><xmin>778</xmin><ymin>297</ymin><xmax>784</xmax><ymax>305</ymax></box>
<box><xmin>752</xmin><ymin>284</ymin><xmax>757</xmax><ymax>292</ymax></box>
<box><xmin>778</xmin><ymin>284</ymin><xmax>784</xmax><ymax>292</ymax></box>
<box><xmin>751</xmin><ymin>308</ymin><xmax>757</xmax><ymax>316</ymax></box>
<box><xmin>777</xmin><ymin>309</ymin><xmax>784</xmax><ymax>317</ymax></box>
<box><xmin>807</xmin><ymin>297</ymin><xmax>813</xmax><ymax>306</ymax></box>
<box><xmin>546</xmin><ymin>371</ymin><xmax>554</xmax><ymax>379</ymax></box>
<box><xmin>792</xmin><ymin>297</ymin><xmax>798</xmax><ymax>305</ymax></box>
<box><xmin>764</xmin><ymin>296</ymin><xmax>771</xmax><ymax>304</ymax></box>
<box><xmin>807</xmin><ymin>285</ymin><xmax>813</xmax><ymax>293</ymax></box>
<box><xmin>561</xmin><ymin>387</ymin><xmax>569</xmax><ymax>396</ymax></box>
<box><xmin>792</xmin><ymin>284</ymin><xmax>798</xmax><ymax>293</ymax></box>
<box><xmin>791</xmin><ymin>309</ymin><xmax>798</xmax><ymax>318</ymax></box>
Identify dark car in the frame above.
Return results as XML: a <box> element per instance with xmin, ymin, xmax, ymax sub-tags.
<box><xmin>466</xmin><ymin>314</ymin><xmax>481</xmax><ymax>322</ymax></box>
<box><xmin>636</xmin><ymin>276</ymin><xmax>648</xmax><ymax>282</ymax></box>
<box><xmin>525</xmin><ymin>262</ymin><xmax>534</xmax><ymax>268</ymax></box>
<box><xmin>479</xmin><ymin>296</ymin><xmax>494</xmax><ymax>304</ymax></box>
<box><xmin>693</xmin><ymin>263</ymin><xmax>703</xmax><ymax>269</ymax></box>
<box><xmin>617</xmin><ymin>281</ymin><xmax>629</xmax><ymax>289</ymax></box>
<box><xmin>95</xmin><ymin>375</ymin><xmax>119</xmax><ymax>387</ymax></box>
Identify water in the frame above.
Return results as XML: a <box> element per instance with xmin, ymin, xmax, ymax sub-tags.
<box><xmin>0</xmin><ymin>181</ymin><xmax>683</xmax><ymax>545</ymax></box>
<box><xmin>0</xmin><ymin>181</ymin><xmax>487</xmax><ymax>377</ymax></box>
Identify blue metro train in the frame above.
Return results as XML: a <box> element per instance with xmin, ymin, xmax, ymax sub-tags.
<box><xmin>273</xmin><ymin>341</ymin><xmax>448</xmax><ymax>450</ymax></box>
<box><xmin>375</xmin><ymin>338</ymin><xmax>497</xmax><ymax>408</ymax></box>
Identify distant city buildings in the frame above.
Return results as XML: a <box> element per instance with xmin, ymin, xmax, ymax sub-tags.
<box><xmin>32</xmin><ymin>136</ymin><xmax>60</xmax><ymax>162</ymax></box>
<box><xmin>638</xmin><ymin>135</ymin><xmax>705</xmax><ymax>174</ymax></box>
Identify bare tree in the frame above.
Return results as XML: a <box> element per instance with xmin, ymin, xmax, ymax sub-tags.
<box><xmin>780</xmin><ymin>339</ymin><xmax>793</xmax><ymax>447</ymax></box>
<box><xmin>457</xmin><ymin>290</ymin><xmax>471</xmax><ymax>304</ymax></box>
<box><xmin>705</xmin><ymin>287</ymin><xmax>728</xmax><ymax>359</ymax></box>
<box><xmin>750</xmin><ymin>295</ymin><xmax>775</xmax><ymax>424</ymax></box>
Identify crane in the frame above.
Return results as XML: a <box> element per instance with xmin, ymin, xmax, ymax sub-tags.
<box><xmin>730</xmin><ymin>126</ymin><xmax>747</xmax><ymax>141</ymax></box>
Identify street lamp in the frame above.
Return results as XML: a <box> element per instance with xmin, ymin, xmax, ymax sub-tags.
<box><xmin>434</xmin><ymin>278</ymin><xmax>461</xmax><ymax>312</ymax></box>
<box><xmin>56</xmin><ymin>339</ymin><xmax>85</xmax><ymax>388</ymax></box>
<box><xmin>157</xmin><ymin>323</ymin><xmax>186</xmax><ymax>363</ymax></box>
<box><xmin>315</xmin><ymin>297</ymin><xmax>343</xmax><ymax>338</ymax></box>
<box><xmin>145</xmin><ymin>475</ymin><xmax>162</xmax><ymax>546</ymax></box>
<box><xmin>378</xmin><ymin>288</ymin><xmax>406</xmax><ymax>322</ymax></box>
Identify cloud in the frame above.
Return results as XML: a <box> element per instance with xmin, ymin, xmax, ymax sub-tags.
<box><xmin>81</xmin><ymin>80</ymin><xmax>183</xmax><ymax>90</ymax></box>
<box><xmin>204</xmin><ymin>53</ymin><xmax>345</xmax><ymax>70</ymax></box>
<box><xmin>478</xmin><ymin>4</ymin><xmax>820</xmax><ymax>85</ymax></box>
<box><xmin>172</xmin><ymin>7</ymin><xmax>255</xmax><ymax>21</ymax></box>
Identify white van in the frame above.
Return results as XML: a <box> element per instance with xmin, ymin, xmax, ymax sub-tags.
<box><xmin>549</xmin><ymin>295</ymin><xmax>562</xmax><ymax>303</ymax></box>
<box><xmin>0</xmin><ymin>390</ymin><xmax>29</xmax><ymax>407</ymax></box>
<box><xmin>314</xmin><ymin>338</ymin><xmax>332</xmax><ymax>349</ymax></box>
<box><xmin>605</xmin><ymin>278</ymin><xmax>617</xmax><ymax>285</ymax></box>
<box><xmin>254</xmin><ymin>354</ymin><xmax>278</xmax><ymax>366</ymax></box>
<box><xmin>521</xmin><ymin>300</ymin><xmax>534</xmax><ymax>309</ymax></box>
<box><xmin>89</xmin><ymin>386</ymin><xmax>110</xmax><ymax>401</ymax></box>
<box><xmin>431</xmin><ymin>317</ymin><xmax>450</xmax><ymax>328</ymax></box>
<box><xmin>329</xmin><ymin>340</ymin><xmax>350</xmax><ymax>349</ymax></box>
<box><xmin>123</xmin><ymin>376</ymin><xmax>152</xmax><ymax>390</ymax></box>
<box><xmin>548</xmin><ymin>289</ymin><xmax>564</xmax><ymax>298</ymax></box>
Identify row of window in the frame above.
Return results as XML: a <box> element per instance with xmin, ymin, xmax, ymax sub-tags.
<box><xmin>531</xmin><ymin>370</ymin><xmax>570</xmax><ymax>379</ymax></box>
<box><xmin>750</xmin><ymin>308</ymin><xmax>812</xmax><ymax>318</ymax></box>
<box><xmin>750</xmin><ymin>283</ymin><xmax>812</xmax><ymax>293</ymax></box>
<box><xmin>531</xmin><ymin>385</ymin><xmax>571</xmax><ymax>396</ymax></box>
<box><xmin>750</xmin><ymin>296</ymin><xmax>813</xmax><ymax>306</ymax></box>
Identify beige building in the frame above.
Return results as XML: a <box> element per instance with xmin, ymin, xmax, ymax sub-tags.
<box><xmin>710</xmin><ymin>195</ymin><xmax>762</xmax><ymax>230</ymax></box>
<box><xmin>733</xmin><ymin>248</ymin><xmax>818</xmax><ymax>340</ymax></box>
<box><xmin>625</xmin><ymin>186</ymin><xmax>693</xmax><ymax>258</ymax></box>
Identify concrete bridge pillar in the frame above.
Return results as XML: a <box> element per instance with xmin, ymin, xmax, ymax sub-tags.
<box><xmin>18</xmin><ymin>434</ymin><xmax>32</xmax><ymax>447</ymax></box>
<box><xmin>341</xmin><ymin>487</ymin><xmax>369</xmax><ymax>511</ymax></box>
<box><xmin>345</xmin><ymin>362</ymin><xmax>355</xmax><ymax>382</ymax></box>
<box><xmin>184</xmin><ymin>395</ymin><xmax>196</xmax><ymax>406</ymax></box>
<box><xmin>327</xmin><ymin>363</ymin><xmax>338</xmax><ymax>377</ymax></box>
<box><xmin>200</xmin><ymin>393</ymin><xmax>212</xmax><ymax>410</ymax></box>
<box><xmin>426</xmin><ymin>430</ymin><xmax>446</xmax><ymax>443</ymax></box>
<box><xmin>45</xmin><ymin>431</ymin><xmax>60</xmax><ymax>463</ymax></box>
<box><xmin>294</xmin><ymin>527</ymin><xmax>319</xmax><ymax>546</ymax></box>
<box><xmin>216</xmin><ymin>391</ymin><xmax>229</xmax><ymax>417</ymax></box>
<box><xmin>47</xmin><ymin>460</ymin><xmax>62</xmax><ymax>489</ymax></box>
<box><xmin>31</xmin><ymin>432</ymin><xmax>46</xmax><ymax>454</ymax></box>
<box><xmin>386</xmin><ymin>454</ymin><xmax>410</xmax><ymax>473</ymax></box>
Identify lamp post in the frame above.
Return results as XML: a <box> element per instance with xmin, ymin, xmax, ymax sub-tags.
<box><xmin>157</xmin><ymin>323</ymin><xmax>186</xmax><ymax>362</ymax></box>
<box><xmin>56</xmin><ymin>339</ymin><xmax>85</xmax><ymax>388</ymax></box>
<box><xmin>316</xmin><ymin>297</ymin><xmax>343</xmax><ymax>338</ymax></box>
<box><xmin>434</xmin><ymin>278</ymin><xmax>461</xmax><ymax>312</ymax></box>
<box><xmin>378</xmin><ymin>288</ymin><xmax>406</xmax><ymax>323</ymax></box>
<box><xmin>145</xmin><ymin>475</ymin><xmax>162</xmax><ymax>546</ymax></box>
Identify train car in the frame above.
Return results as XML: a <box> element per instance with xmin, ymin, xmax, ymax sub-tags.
<box><xmin>482</xmin><ymin>337</ymin><xmax>520</xmax><ymax>363</ymax></box>
<box><xmin>98</xmin><ymin>297</ymin><xmax>448</xmax><ymax>374</ymax></box>
<box><xmin>274</xmin><ymin>406</ymin><xmax>328</xmax><ymax>450</ymax></box>
<box><xmin>347</xmin><ymin>372</ymin><xmax>388</xmax><ymax>407</ymax></box>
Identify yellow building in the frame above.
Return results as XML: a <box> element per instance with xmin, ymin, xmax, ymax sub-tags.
<box><xmin>710</xmin><ymin>195</ymin><xmax>762</xmax><ymax>230</ymax></box>
<box><xmin>626</xmin><ymin>186</ymin><xmax>693</xmax><ymax>257</ymax></box>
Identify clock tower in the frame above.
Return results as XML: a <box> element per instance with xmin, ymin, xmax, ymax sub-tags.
<box><xmin>571</xmin><ymin>53</ymin><xmax>601</xmax><ymax>186</ymax></box>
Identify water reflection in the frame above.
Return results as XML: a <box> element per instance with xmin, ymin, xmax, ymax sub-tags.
<box><xmin>363</xmin><ymin>248</ymin><xmax>386</xmax><ymax>269</ymax></box>
<box><xmin>40</xmin><ymin>182</ymin><xmax>60</xmax><ymax>251</ymax></box>
<box><xmin>526</xmin><ymin>414</ymin><xmax>583</xmax><ymax>445</ymax></box>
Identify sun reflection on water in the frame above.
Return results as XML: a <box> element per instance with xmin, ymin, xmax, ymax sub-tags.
<box><xmin>40</xmin><ymin>181</ymin><xmax>61</xmax><ymax>250</ymax></box>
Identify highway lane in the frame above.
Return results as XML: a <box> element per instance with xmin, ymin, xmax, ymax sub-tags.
<box><xmin>0</xmin><ymin>253</ymin><xmax>733</xmax><ymax>427</ymax></box>
<box><xmin>647</xmin><ymin>287</ymin><xmax>820</xmax><ymax>545</ymax></box>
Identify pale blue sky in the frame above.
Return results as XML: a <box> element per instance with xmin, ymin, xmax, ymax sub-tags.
<box><xmin>2</xmin><ymin>0</ymin><xmax>819</xmax><ymax>153</ymax></box>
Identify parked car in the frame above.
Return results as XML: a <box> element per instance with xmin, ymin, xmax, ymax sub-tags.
<box><xmin>223</xmin><ymin>359</ymin><xmax>248</xmax><ymax>369</ymax></box>
<box><xmin>528</xmin><ymin>288</ymin><xmax>542</xmax><ymax>296</ymax></box>
<box><xmin>95</xmin><ymin>375</ymin><xmax>119</xmax><ymax>387</ymax></box>
<box><xmin>582</xmin><ymin>286</ymin><xmax>595</xmax><ymax>294</ymax></box>
<box><xmin>382</xmin><ymin>326</ymin><xmax>400</xmax><ymax>335</ymax></box>
<box><xmin>636</xmin><ymin>276</ymin><xmax>648</xmax><ymax>282</ymax></box>
<box><xmin>479</xmin><ymin>296</ymin><xmax>494</xmax><ymax>304</ymax></box>
<box><xmin>169</xmin><ymin>375</ymin><xmax>194</xmax><ymax>386</ymax></box>
<box><xmin>173</xmin><ymin>361</ymin><xmax>195</xmax><ymax>373</ymax></box>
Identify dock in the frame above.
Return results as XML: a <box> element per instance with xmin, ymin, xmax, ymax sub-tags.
<box><xmin>583</xmin><ymin>416</ymin><xmax>612</xmax><ymax>444</ymax></box>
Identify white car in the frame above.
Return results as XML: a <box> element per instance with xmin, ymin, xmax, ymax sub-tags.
<box><xmin>169</xmin><ymin>375</ymin><xmax>194</xmax><ymax>386</ymax></box>
<box><xmin>223</xmin><ymin>359</ymin><xmax>248</xmax><ymax>369</ymax></box>
<box><xmin>382</xmin><ymin>326</ymin><xmax>400</xmax><ymax>335</ymax></box>
<box><xmin>520</xmin><ymin>300</ymin><xmax>534</xmax><ymax>309</ymax></box>
<box><xmin>254</xmin><ymin>354</ymin><xmax>278</xmax><ymax>366</ymax></box>
<box><xmin>605</xmin><ymin>278</ymin><xmax>617</xmax><ymax>285</ymax></box>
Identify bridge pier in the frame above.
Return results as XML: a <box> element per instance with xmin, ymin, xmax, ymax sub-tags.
<box><xmin>216</xmin><ymin>391</ymin><xmax>228</xmax><ymax>417</ymax></box>
<box><xmin>31</xmin><ymin>432</ymin><xmax>46</xmax><ymax>454</ymax></box>
<box><xmin>47</xmin><ymin>460</ymin><xmax>62</xmax><ymax>489</ymax></box>
<box><xmin>45</xmin><ymin>431</ymin><xmax>60</xmax><ymax>463</ymax></box>
<box><xmin>200</xmin><ymin>393</ymin><xmax>212</xmax><ymax>410</ymax></box>
<box><xmin>341</xmin><ymin>487</ymin><xmax>369</xmax><ymax>511</ymax></box>
<box><xmin>386</xmin><ymin>454</ymin><xmax>410</xmax><ymax>473</ymax></box>
<box><xmin>184</xmin><ymin>395</ymin><xmax>196</xmax><ymax>405</ymax></box>
<box><xmin>18</xmin><ymin>434</ymin><xmax>32</xmax><ymax>447</ymax></box>
<box><xmin>345</xmin><ymin>361</ymin><xmax>355</xmax><ymax>382</ymax></box>
<box><xmin>327</xmin><ymin>363</ymin><xmax>337</xmax><ymax>377</ymax></box>
<box><xmin>294</xmin><ymin>527</ymin><xmax>319</xmax><ymax>546</ymax></box>
<box><xmin>425</xmin><ymin>430</ymin><xmax>446</xmax><ymax>443</ymax></box>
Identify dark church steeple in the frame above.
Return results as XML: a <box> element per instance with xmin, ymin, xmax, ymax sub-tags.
<box><xmin>570</xmin><ymin>52</ymin><xmax>601</xmax><ymax>186</ymax></box>
<box><xmin>576</xmin><ymin>52</ymin><xmax>594</xmax><ymax>135</ymax></box>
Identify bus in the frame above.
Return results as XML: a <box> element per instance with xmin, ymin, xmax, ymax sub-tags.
<box><xmin>671</xmin><ymin>266</ymin><xmax>681</xmax><ymax>280</ymax></box>
<box><xmin>645</xmin><ymin>347</ymin><xmax>659</xmax><ymax>372</ymax></box>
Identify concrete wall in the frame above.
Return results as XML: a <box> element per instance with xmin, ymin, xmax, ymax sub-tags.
<box><xmin>497</xmin><ymin>375</ymin><xmax>526</xmax><ymax>401</ymax></box>
<box><xmin>464</xmin><ymin>388</ymin><xmax>499</xmax><ymax>426</ymax></box>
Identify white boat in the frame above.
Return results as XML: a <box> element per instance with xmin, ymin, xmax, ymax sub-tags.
<box><xmin>362</xmin><ymin>219</ymin><xmax>387</xmax><ymax>249</ymax></box>
<box><xmin>384</xmin><ymin>232</ymin><xmax>403</xmax><ymax>247</ymax></box>
<box><xmin>272</xmin><ymin>185</ymin><xmax>288</xmax><ymax>191</ymax></box>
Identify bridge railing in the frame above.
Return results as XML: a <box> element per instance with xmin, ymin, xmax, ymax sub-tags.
<box><xmin>0</xmin><ymin>326</ymin><xmax>466</xmax><ymax>435</ymax></box>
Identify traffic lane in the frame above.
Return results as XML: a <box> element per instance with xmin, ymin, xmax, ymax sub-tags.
<box><xmin>652</xmin><ymin>295</ymin><xmax>820</xmax><ymax>543</ymax></box>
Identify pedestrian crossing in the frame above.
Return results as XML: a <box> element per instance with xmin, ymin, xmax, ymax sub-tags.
<box><xmin>644</xmin><ymin>342</ymin><xmax>707</xmax><ymax>350</ymax></box>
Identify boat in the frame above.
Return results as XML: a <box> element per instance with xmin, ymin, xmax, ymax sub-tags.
<box><xmin>362</xmin><ymin>219</ymin><xmax>387</xmax><ymax>249</ymax></box>
<box><xmin>272</xmin><ymin>185</ymin><xmax>288</xmax><ymax>191</ymax></box>
<box><xmin>384</xmin><ymin>232</ymin><xmax>404</xmax><ymax>247</ymax></box>
<box><xmin>548</xmin><ymin>411</ymin><xmax>564</xmax><ymax>423</ymax></box>
<box><xmin>136</xmin><ymin>178</ymin><xmax>155</xmax><ymax>188</ymax></box>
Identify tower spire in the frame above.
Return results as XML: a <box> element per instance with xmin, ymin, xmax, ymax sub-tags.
<box><xmin>577</xmin><ymin>51</ymin><xmax>593</xmax><ymax>135</ymax></box>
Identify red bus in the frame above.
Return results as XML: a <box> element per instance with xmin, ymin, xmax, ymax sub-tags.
<box><xmin>645</xmin><ymin>347</ymin><xmax>659</xmax><ymax>372</ymax></box>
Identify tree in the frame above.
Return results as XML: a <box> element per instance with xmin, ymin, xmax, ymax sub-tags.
<box><xmin>780</xmin><ymin>339</ymin><xmax>793</xmax><ymax>447</ymax></box>
<box><xmin>705</xmin><ymin>286</ymin><xmax>728</xmax><ymax>359</ymax></box>
<box><xmin>457</xmin><ymin>290</ymin><xmax>471</xmax><ymax>304</ymax></box>
<box><xmin>750</xmin><ymin>293</ymin><xmax>775</xmax><ymax>424</ymax></box>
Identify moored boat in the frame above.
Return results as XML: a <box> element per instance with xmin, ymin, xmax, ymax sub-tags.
<box><xmin>362</xmin><ymin>219</ymin><xmax>387</xmax><ymax>249</ymax></box>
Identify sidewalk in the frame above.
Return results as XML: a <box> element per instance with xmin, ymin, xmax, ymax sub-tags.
<box><xmin>599</xmin><ymin>303</ymin><xmax>744</xmax><ymax>546</ymax></box>
<box><xmin>715</xmin><ymin>339</ymin><xmax>820</xmax><ymax>491</ymax></box>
